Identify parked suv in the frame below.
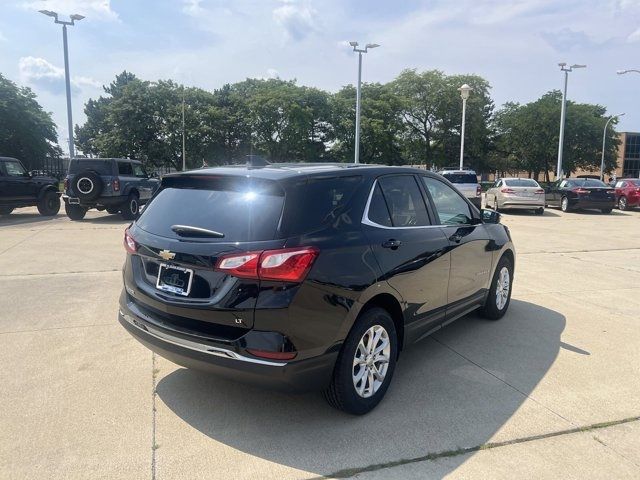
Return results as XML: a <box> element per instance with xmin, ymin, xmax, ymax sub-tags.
<box><xmin>438</xmin><ymin>168</ymin><xmax>482</xmax><ymax>208</ymax></box>
<box><xmin>0</xmin><ymin>156</ymin><xmax>60</xmax><ymax>216</ymax></box>
<box><xmin>118</xmin><ymin>164</ymin><xmax>515</xmax><ymax>414</ymax></box>
<box><xmin>63</xmin><ymin>158</ymin><xmax>159</xmax><ymax>220</ymax></box>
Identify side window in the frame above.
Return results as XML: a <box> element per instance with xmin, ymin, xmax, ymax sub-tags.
<box><xmin>367</xmin><ymin>183</ymin><xmax>392</xmax><ymax>227</ymax></box>
<box><xmin>118</xmin><ymin>162</ymin><xmax>133</xmax><ymax>176</ymax></box>
<box><xmin>4</xmin><ymin>161</ymin><xmax>27</xmax><ymax>177</ymax></box>
<box><xmin>377</xmin><ymin>175</ymin><xmax>430</xmax><ymax>227</ymax></box>
<box><xmin>422</xmin><ymin>177</ymin><xmax>473</xmax><ymax>226</ymax></box>
<box><xmin>616</xmin><ymin>181</ymin><xmax>625</xmax><ymax>188</ymax></box>
<box><xmin>494</xmin><ymin>180</ymin><xmax>502</xmax><ymax>188</ymax></box>
<box><xmin>133</xmin><ymin>164</ymin><xmax>146</xmax><ymax>177</ymax></box>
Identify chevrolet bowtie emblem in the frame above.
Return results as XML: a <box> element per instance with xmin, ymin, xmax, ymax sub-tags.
<box><xmin>159</xmin><ymin>250</ymin><xmax>176</xmax><ymax>261</ymax></box>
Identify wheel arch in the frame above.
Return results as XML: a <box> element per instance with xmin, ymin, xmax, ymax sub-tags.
<box><xmin>37</xmin><ymin>184</ymin><xmax>59</xmax><ymax>200</ymax></box>
<box><xmin>358</xmin><ymin>293</ymin><xmax>405</xmax><ymax>355</ymax></box>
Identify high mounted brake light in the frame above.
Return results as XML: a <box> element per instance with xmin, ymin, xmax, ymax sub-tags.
<box><xmin>215</xmin><ymin>247</ymin><xmax>319</xmax><ymax>282</ymax></box>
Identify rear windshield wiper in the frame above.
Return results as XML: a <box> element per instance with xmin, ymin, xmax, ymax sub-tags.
<box><xmin>170</xmin><ymin>225</ymin><xmax>225</xmax><ymax>238</ymax></box>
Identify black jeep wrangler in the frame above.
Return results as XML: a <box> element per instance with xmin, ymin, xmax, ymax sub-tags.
<box><xmin>63</xmin><ymin>158</ymin><xmax>159</xmax><ymax>221</ymax></box>
<box><xmin>0</xmin><ymin>156</ymin><xmax>61</xmax><ymax>217</ymax></box>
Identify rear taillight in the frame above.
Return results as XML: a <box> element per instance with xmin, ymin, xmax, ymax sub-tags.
<box><xmin>113</xmin><ymin>177</ymin><xmax>120</xmax><ymax>192</ymax></box>
<box><xmin>63</xmin><ymin>178</ymin><xmax>69</xmax><ymax>191</ymax></box>
<box><xmin>215</xmin><ymin>247</ymin><xmax>319</xmax><ymax>283</ymax></box>
<box><xmin>501</xmin><ymin>188</ymin><xmax>515</xmax><ymax>194</ymax></box>
<box><xmin>572</xmin><ymin>188</ymin><xmax>589</xmax><ymax>194</ymax></box>
<box><xmin>476</xmin><ymin>185</ymin><xmax>482</xmax><ymax>196</ymax></box>
<box><xmin>535</xmin><ymin>189</ymin><xmax>545</xmax><ymax>194</ymax></box>
<box><xmin>636</xmin><ymin>188</ymin><xmax>640</xmax><ymax>193</ymax></box>
<box><xmin>124</xmin><ymin>228</ymin><xmax>138</xmax><ymax>254</ymax></box>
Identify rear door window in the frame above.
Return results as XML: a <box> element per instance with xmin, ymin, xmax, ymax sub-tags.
<box><xmin>377</xmin><ymin>175</ymin><xmax>430</xmax><ymax>227</ymax></box>
<box><xmin>118</xmin><ymin>162</ymin><xmax>134</xmax><ymax>176</ymax></box>
<box><xmin>137</xmin><ymin>176</ymin><xmax>285</xmax><ymax>242</ymax></box>
<box><xmin>367</xmin><ymin>183</ymin><xmax>393</xmax><ymax>227</ymax></box>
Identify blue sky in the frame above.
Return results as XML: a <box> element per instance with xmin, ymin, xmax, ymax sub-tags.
<box><xmin>1</xmin><ymin>0</ymin><xmax>639</xmax><ymax>154</ymax></box>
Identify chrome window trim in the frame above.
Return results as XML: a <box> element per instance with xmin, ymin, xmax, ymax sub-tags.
<box><xmin>119</xmin><ymin>309</ymin><xmax>288</xmax><ymax>367</ymax></box>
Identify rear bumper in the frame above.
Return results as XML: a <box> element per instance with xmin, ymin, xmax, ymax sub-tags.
<box><xmin>118</xmin><ymin>301</ymin><xmax>338</xmax><ymax>393</ymax></box>
<box><xmin>500</xmin><ymin>199</ymin><xmax>545</xmax><ymax>209</ymax></box>
<box><xmin>569</xmin><ymin>198</ymin><xmax>616</xmax><ymax>209</ymax></box>
<box><xmin>63</xmin><ymin>194</ymin><xmax>125</xmax><ymax>207</ymax></box>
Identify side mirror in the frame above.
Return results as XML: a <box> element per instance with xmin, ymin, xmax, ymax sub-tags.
<box><xmin>481</xmin><ymin>209</ymin><xmax>501</xmax><ymax>224</ymax></box>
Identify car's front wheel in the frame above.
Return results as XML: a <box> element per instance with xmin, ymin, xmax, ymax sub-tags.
<box><xmin>480</xmin><ymin>255</ymin><xmax>513</xmax><ymax>320</ymax></box>
<box><xmin>561</xmin><ymin>196</ymin><xmax>570</xmax><ymax>212</ymax></box>
<box><xmin>618</xmin><ymin>196</ymin><xmax>627</xmax><ymax>211</ymax></box>
<box><xmin>65</xmin><ymin>203</ymin><xmax>87</xmax><ymax>221</ymax></box>
<box><xmin>324</xmin><ymin>307</ymin><xmax>397</xmax><ymax>415</ymax></box>
<box><xmin>120</xmin><ymin>193</ymin><xmax>140</xmax><ymax>220</ymax></box>
<box><xmin>37</xmin><ymin>191</ymin><xmax>60</xmax><ymax>216</ymax></box>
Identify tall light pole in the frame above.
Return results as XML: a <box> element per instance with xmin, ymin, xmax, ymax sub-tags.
<box><xmin>600</xmin><ymin>113</ymin><xmax>624</xmax><ymax>181</ymax></box>
<box><xmin>349</xmin><ymin>41</ymin><xmax>379</xmax><ymax>164</ymax></box>
<box><xmin>39</xmin><ymin>10</ymin><xmax>84</xmax><ymax>159</ymax></box>
<box><xmin>556</xmin><ymin>63</ymin><xmax>586</xmax><ymax>179</ymax></box>
<box><xmin>458</xmin><ymin>84</ymin><xmax>472</xmax><ymax>170</ymax></box>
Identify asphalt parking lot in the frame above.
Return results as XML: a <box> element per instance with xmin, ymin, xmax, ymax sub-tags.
<box><xmin>1</xmin><ymin>206</ymin><xmax>639</xmax><ymax>479</ymax></box>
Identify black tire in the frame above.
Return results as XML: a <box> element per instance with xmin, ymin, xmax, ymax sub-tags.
<box><xmin>534</xmin><ymin>207</ymin><xmax>544</xmax><ymax>215</ymax></box>
<box><xmin>37</xmin><ymin>190</ymin><xmax>60</xmax><ymax>216</ymax></box>
<box><xmin>120</xmin><ymin>193</ymin><xmax>139</xmax><ymax>220</ymax></box>
<box><xmin>480</xmin><ymin>255</ymin><xmax>513</xmax><ymax>320</ymax></box>
<box><xmin>494</xmin><ymin>199</ymin><xmax>500</xmax><ymax>212</ymax></box>
<box><xmin>618</xmin><ymin>196</ymin><xmax>627</xmax><ymax>211</ymax></box>
<box><xmin>72</xmin><ymin>170</ymin><xmax>103</xmax><ymax>201</ymax></box>
<box><xmin>601</xmin><ymin>208</ymin><xmax>612</xmax><ymax>214</ymax></box>
<box><xmin>324</xmin><ymin>307</ymin><xmax>398</xmax><ymax>415</ymax></box>
<box><xmin>65</xmin><ymin>203</ymin><xmax>87</xmax><ymax>221</ymax></box>
<box><xmin>106</xmin><ymin>206</ymin><xmax>120</xmax><ymax>215</ymax></box>
<box><xmin>0</xmin><ymin>206</ymin><xmax>13</xmax><ymax>215</ymax></box>
<box><xmin>560</xmin><ymin>196</ymin><xmax>570</xmax><ymax>212</ymax></box>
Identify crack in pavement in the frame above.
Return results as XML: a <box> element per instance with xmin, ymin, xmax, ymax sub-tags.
<box><xmin>306</xmin><ymin>416</ymin><xmax>640</xmax><ymax>479</ymax></box>
<box><xmin>151</xmin><ymin>352</ymin><xmax>158</xmax><ymax>480</ymax></box>
<box><xmin>0</xmin><ymin>322</ymin><xmax>115</xmax><ymax>335</ymax></box>
<box><xmin>0</xmin><ymin>269</ymin><xmax>121</xmax><ymax>278</ymax></box>
<box><xmin>518</xmin><ymin>246</ymin><xmax>640</xmax><ymax>255</ymax></box>
<box><xmin>0</xmin><ymin>224</ymin><xmax>53</xmax><ymax>257</ymax></box>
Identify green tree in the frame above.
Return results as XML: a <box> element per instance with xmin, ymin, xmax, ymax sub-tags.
<box><xmin>0</xmin><ymin>74</ymin><xmax>62</xmax><ymax>169</ymax></box>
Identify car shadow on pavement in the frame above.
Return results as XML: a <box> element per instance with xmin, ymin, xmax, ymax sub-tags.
<box><xmin>500</xmin><ymin>209</ymin><xmax>561</xmax><ymax>217</ymax></box>
<box><xmin>0</xmin><ymin>212</ymin><xmax>64</xmax><ymax>227</ymax></box>
<box><xmin>155</xmin><ymin>300</ymin><xmax>565</xmax><ymax>478</ymax></box>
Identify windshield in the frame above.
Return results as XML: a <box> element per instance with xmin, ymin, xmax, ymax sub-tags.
<box><xmin>504</xmin><ymin>179</ymin><xmax>539</xmax><ymax>187</ymax></box>
<box><xmin>136</xmin><ymin>176</ymin><xmax>285</xmax><ymax>242</ymax></box>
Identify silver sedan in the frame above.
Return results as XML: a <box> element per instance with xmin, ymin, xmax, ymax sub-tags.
<box><xmin>485</xmin><ymin>178</ymin><xmax>545</xmax><ymax>214</ymax></box>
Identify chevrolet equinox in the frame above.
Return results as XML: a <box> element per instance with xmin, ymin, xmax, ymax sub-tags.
<box><xmin>118</xmin><ymin>163</ymin><xmax>515</xmax><ymax>414</ymax></box>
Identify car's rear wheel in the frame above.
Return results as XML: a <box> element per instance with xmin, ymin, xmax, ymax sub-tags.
<box><xmin>120</xmin><ymin>193</ymin><xmax>139</xmax><ymax>220</ymax></box>
<box><xmin>535</xmin><ymin>207</ymin><xmax>544</xmax><ymax>215</ymax></box>
<box><xmin>561</xmin><ymin>196</ymin><xmax>570</xmax><ymax>212</ymax></box>
<box><xmin>324</xmin><ymin>307</ymin><xmax>397</xmax><ymax>415</ymax></box>
<box><xmin>618</xmin><ymin>196</ymin><xmax>627</xmax><ymax>211</ymax></box>
<box><xmin>0</xmin><ymin>206</ymin><xmax>13</xmax><ymax>216</ymax></box>
<box><xmin>37</xmin><ymin>190</ymin><xmax>60</xmax><ymax>216</ymax></box>
<box><xmin>65</xmin><ymin>203</ymin><xmax>87</xmax><ymax>221</ymax></box>
<box><xmin>601</xmin><ymin>207</ymin><xmax>612</xmax><ymax>214</ymax></box>
<box><xmin>106</xmin><ymin>206</ymin><xmax>120</xmax><ymax>215</ymax></box>
<box><xmin>480</xmin><ymin>255</ymin><xmax>513</xmax><ymax>320</ymax></box>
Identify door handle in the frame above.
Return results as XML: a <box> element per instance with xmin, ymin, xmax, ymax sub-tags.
<box><xmin>382</xmin><ymin>239</ymin><xmax>402</xmax><ymax>249</ymax></box>
<box><xmin>449</xmin><ymin>233</ymin><xmax>462</xmax><ymax>243</ymax></box>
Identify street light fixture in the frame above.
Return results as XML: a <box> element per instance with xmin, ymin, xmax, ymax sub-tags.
<box><xmin>600</xmin><ymin>113</ymin><xmax>625</xmax><ymax>181</ymax></box>
<box><xmin>458</xmin><ymin>84</ymin><xmax>472</xmax><ymax>170</ymax></box>
<box><xmin>39</xmin><ymin>10</ymin><xmax>84</xmax><ymax>159</ymax></box>
<box><xmin>556</xmin><ymin>62</ymin><xmax>586</xmax><ymax>179</ymax></box>
<box><xmin>349</xmin><ymin>41</ymin><xmax>379</xmax><ymax>164</ymax></box>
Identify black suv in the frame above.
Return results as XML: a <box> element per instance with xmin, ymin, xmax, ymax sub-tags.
<box><xmin>0</xmin><ymin>157</ymin><xmax>60</xmax><ymax>217</ymax></box>
<box><xmin>118</xmin><ymin>164</ymin><xmax>515</xmax><ymax>414</ymax></box>
<box><xmin>63</xmin><ymin>158</ymin><xmax>159</xmax><ymax>220</ymax></box>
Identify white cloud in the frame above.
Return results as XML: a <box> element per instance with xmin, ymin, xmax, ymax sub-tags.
<box><xmin>628</xmin><ymin>28</ymin><xmax>640</xmax><ymax>42</ymax></box>
<box><xmin>182</xmin><ymin>0</ymin><xmax>204</xmax><ymax>16</ymax></box>
<box><xmin>22</xmin><ymin>0</ymin><xmax>118</xmax><ymax>22</ymax></box>
<box><xmin>0</xmin><ymin>30</ymin><xmax>6</xmax><ymax>42</ymax></box>
<box><xmin>266</xmin><ymin>68</ymin><xmax>280</xmax><ymax>79</ymax></box>
<box><xmin>19</xmin><ymin>56</ymin><xmax>101</xmax><ymax>94</ymax></box>
<box><xmin>273</xmin><ymin>0</ymin><xmax>317</xmax><ymax>40</ymax></box>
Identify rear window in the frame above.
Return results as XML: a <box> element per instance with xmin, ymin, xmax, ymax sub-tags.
<box><xmin>441</xmin><ymin>173</ymin><xmax>478</xmax><ymax>184</ymax></box>
<box><xmin>280</xmin><ymin>176</ymin><xmax>362</xmax><ymax>235</ymax></box>
<box><xmin>69</xmin><ymin>159</ymin><xmax>113</xmax><ymax>175</ymax></box>
<box><xmin>630</xmin><ymin>180</ymin><xmax>640</xmax><ymax>187</ymax></box>
<box><xmin>136</xmin><ymin>176</ymin><xmax>285</xmax><ymax>242</ymax></box>
<box><xmin>578</xmin><ymin>179</ymin><xmax>607</xmax><ymax>187</ymax></box>
<box><xmin>504</xmin><ymin>179</ymin><xmax>539</xmax><ymax>187</ymax></box>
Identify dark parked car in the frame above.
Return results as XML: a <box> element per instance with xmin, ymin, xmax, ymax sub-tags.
<box><xmin>0</xmin><ymin>156</ymin><xmax>60</xmax><ymax>217</ymax></box>
<box><xmin>118</xmin><ymin>164</ymin><xmax>515</xmax><ymax>414</ymax></box>
<box><xmin>545</xmin><ymin>178</ymin><xmax>616</xmax><ymax>213</ymax></box>
<box><xmin>613</xmin><ymin>178</ymin><xmax>640</xmax><ymax>211</ymax></box>
<box><xmin>63</xmin><ymin>158</ymin><xmax>159</xmax><ymax>221</ymax></box>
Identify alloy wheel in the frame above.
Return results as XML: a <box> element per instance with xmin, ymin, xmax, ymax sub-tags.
<box><xmin>619</xmin><ymin>197</ymin><xmax>627</xmax><ymax>211</ymax></box>
<box><xmin>352</xmin><ymin>325</ymin><xmax>391</xmax><ymax>398</ymax></box>
<box><xmin>496</xmin><ymin>266</ymin><xmax>510</xmax><ymax>310</ymax></box>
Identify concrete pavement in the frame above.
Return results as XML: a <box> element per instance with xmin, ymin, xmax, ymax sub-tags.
<box><xmin>0</xmin><ymin>206</ymin><xmax>639</xmax><ymax>479</ymax></box>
